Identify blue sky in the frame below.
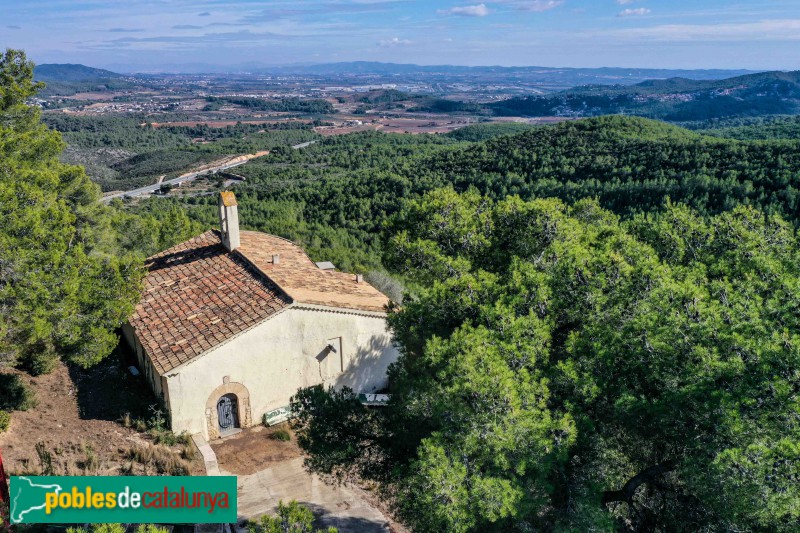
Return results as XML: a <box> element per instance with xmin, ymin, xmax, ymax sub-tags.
<box><xmin>1</xmin><ymin>1</ymin><xmax>799</xmax><ymax>71</ymax></box>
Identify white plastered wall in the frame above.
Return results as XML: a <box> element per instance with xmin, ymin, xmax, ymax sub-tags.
<box><xmin>161</xmin><ymin>305</ymin><xmax>398</xmax><ymax>440</ymax></box>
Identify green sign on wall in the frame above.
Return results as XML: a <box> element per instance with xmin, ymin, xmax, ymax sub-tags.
<box><xmin>9</xmin><ymin>476</ymin><xmax>237</xmax><ymax>524</ymax></box>
<box><xmin>263</xmin><ymin>405</ymin><xmax>291</xmax><ymax>426</ymax></box>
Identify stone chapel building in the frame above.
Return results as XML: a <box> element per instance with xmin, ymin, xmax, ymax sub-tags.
<box><xmin>122</xmin><ymin>191</ymin><xmax>398</xmax><ymax>440</ymax></box>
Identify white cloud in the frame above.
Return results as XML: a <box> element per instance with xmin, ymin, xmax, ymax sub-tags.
<box><xmin>439</xmin><ymin>4</ymin><xmax>490</xmax><ymax>17</ymax></box>
<box><xmin>378</xmin><ymin>36</ymin><xmax>412</xmax><ymax>47</ymax></box>
<box><xmin>498</xmin><ymin>0</ymin><xmax>564</xmax><ymax>12</ymax></box>
<box><xmin>618</xmin><ymin>8</ymin><xmax>650</xmax><ymax>17</ymax></box>
<box><xmin>519</xmin><ymin>0</ymin><xmax>565</xmax><ymax>11</ymax></box>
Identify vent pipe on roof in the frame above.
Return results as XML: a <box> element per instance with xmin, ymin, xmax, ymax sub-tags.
<box><xmin>218</xmin><ymin>191</ymin><xmax>240</xmax><ymax>252</ymax></box>
<box><xmin>272</xmin><ymin>254</ymin><xmax>280</xmax><ymax>264</ymax></box>
<box><xmin>356</xmin><ymin>274</ymin><xmax>364</xmax><ymax>283</ymax></box>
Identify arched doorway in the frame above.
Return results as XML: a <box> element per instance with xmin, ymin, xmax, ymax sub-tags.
<box><xmin>205</xmin><ymin>381</ymin><xmax>252</xmax><ymax>439</ymax></box>
<box><xmin>216</xmin><ymin>393</ymin><xmax>239</xmax><ymax>434</ymax></box>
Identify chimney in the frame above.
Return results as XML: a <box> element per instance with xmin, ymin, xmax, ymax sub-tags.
<box><xmin>355</xmin><ymin>274</ymin><xmax>364</xmax><ymax>283</ymax></box>
<box><xmin>218</xmin><ymin>191</ymin><xmax>240</xmax><ymax>251</ymax></box>
<box><xmin>272</xmin><ymin>254</ymin><xmax>280</xmax><ymax>265</ymax></box>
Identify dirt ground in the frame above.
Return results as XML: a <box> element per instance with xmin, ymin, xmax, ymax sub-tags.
<box><xmin>210</xmin><ymin>425</ymin><xmax>301</xmax><ymax>476</ymax></box>
<box><xmin>0</xmin><ymin>346</ymin><xmax>205</xmax><ymax>476</ymax></box>
<box><xmin>214</xmin><ymin>427</ymin><xmax>408</xmax><ymax>532</ymax></box>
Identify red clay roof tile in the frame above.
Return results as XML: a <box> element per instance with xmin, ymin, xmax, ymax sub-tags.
<box><xmin>129</xmin><ymin>231</ymin><xmax>290</xmax><ymax>375</ymax></box>
<box><xmin>130</xmin><ymin>229</ymin><xmax>390</xmax><ymax>376</ymax></box>
<box><xmin>237</xmin><ymin>231</ymin><xmax>389</xmax><ymax>314</ymax></box>
<box><xmin>130</xmin><ymin>231</ymin><xmax>389</xmax><ymax>374</ymax></box>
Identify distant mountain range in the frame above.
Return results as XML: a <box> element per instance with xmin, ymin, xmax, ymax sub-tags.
<box><xmin>93</xmin><ymin>61</ymin><xmax>757</xmax><ymax>87</ymax></box>
<box><xmin>34</xmin><ymin>63</ymin><xmax>126</xmax><ymax>82</ymax></box>
<box><xmin>258</xmin><ymin>61</ymin><xmax>756</xmax><ymax>80</ymax></box>
<box><xmin>32</xmin><ymin>63</ymin><xmax>800</xmax><ymax>121</ymax></box>
<box><xmin>34</xmin><ymin>61</ymin><xmax>759</xmax><ymax>96</ymax></box>
<box><xmin>489</xmin><ymin>70</ymin><xmax>800</xmax><ymax>121</ymax></box>
<box><xmin>571</xmin><ymin>70</ymin><xmax>800</xmax><ymax>95</ymax></box>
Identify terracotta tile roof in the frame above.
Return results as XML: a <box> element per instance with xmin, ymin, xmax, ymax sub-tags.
<box><xmin>130</xmin><ymin>231</ymin><xmax>290</xmax><ymax>375</ymax></box>
<box><xmin>237</xmin><ymin>231</ymin><xmax>390</xmax><ymax>314</ymax></box>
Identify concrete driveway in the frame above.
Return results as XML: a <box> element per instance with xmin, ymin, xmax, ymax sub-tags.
<box><xmin>227</xmin><ymin>457</ymin><xmax>390</xmax><ymax>532</ymax></box>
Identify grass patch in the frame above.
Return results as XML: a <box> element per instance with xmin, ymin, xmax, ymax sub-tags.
<box><xmin>180</xmin><ymin>443</ymin><xmax>196</xmax><ymax>461</ymax></box>
<box><xmin>271</xmin><ymin>429</ymin><xmax>291</xmax><ymax>442</ymax></box>
<box><xmin>125</xmin><ymin>404</ymin><xmax>191</xmax><ymax>447</ymax></box>
<box><xmin>151</xmin><ymin>429</ymin><xmax>191</xmax><ymax>447</ymax></box>
<box><xmin>80</xmin><ymin>442</ymin><xmax>101</xmax><ymax>473</ymax></box>
<box><xmin>35</xmin><ymin>441</ymin><xmax>55</xmax><ymax>476</ymax></box>
<box><xmin>127</xmin><ymin>443</ymin><xmax>189</xmax><ymax>475</ymax></box>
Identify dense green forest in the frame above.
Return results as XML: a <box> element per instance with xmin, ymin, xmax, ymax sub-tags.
<box><xmin>416</xmin><ymin>117</ymin><xmax>800</xmax><ymax>219</ymax></box>
<box><xmin>204</xmin><ymin>96</ymin><xmax>335</xmax><ymax>114</ymax></box>
<box><xmin>691</xmin><ymin>115</ymin><xmax>800</xmax><ymax>140</ymax></box>
<box><xmin>153</xmin><ymin>130</ymin><xmax>459</xmax><ymax>273</ymax></box>
<box><xmin>0</xmin><ymin>51</ymin><xmax>201</xmax><ymax>379</ymax></box>
<box><xmin>135</xmin><ymin>117</ymin><xmax>800</xmax><ymax>278</ymax></box>
<box><xmin>292</xmin><ymin>189</ymin><xmax>800</xmax><ymax>531</ymax></box>
<box><xmin>357</xmin><ymin>89</ymin><xmax>414</xmax><ymax>104</ymax></box>
<box><xmin>43</xmin><ymin>114</ymin><xmax>320</xmax><ymax>191</ymax></box>
<box><xmin>443</xmin><ymin>121</ymin><xmax>538</xmax><ymax>141</ymax></box>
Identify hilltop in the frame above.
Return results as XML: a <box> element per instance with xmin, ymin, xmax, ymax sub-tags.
<box><xmin>34</xmin><ymin>63</ymin><xmax>125</xmax><ymax>82</ymax></box>
<box><xmin>33</xmin><ymin>63</ymin><xmax>136</xmax><ymax>96</ymax></box>
<box><xmin>489</xmin><ymin>70</ymin><xmax>800</xmax><ymax>120</ymax></box>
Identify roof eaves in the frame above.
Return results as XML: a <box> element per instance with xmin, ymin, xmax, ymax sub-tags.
<box><xmin>290</xmin><ymin>302</ymin><xmax>388</xmax><ymax>318</ymax></box>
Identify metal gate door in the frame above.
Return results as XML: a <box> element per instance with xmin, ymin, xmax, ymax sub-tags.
<box><xmin>217</xmin><ymin>394</ymin><xmax>238</xmax><ymax>432</ymax></box>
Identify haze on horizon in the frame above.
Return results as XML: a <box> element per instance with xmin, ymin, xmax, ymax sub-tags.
<box><xmin>2</xmin><ymin>0</ymin><xmax>799</xmax><ymax>73</ymax></box>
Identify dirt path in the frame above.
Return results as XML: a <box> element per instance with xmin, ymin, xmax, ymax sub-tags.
<box><xmin>212</xmin><ymin>426</ymin><xmax>406</xmax><ymax>532</ymax></box>
<box><xmin>210</xmin><ymin>425</ymin><xmax>302</xmax><ymax>476</ymax></box>
<box><xmin>231</xmin><ymin>457</ymin><xmax>392</xmax><ymax>532</ymax></box>
<box><xmin>100</xmin><ymin>150</ymin><xmax>270</xmax><ymax>202</ymax></box>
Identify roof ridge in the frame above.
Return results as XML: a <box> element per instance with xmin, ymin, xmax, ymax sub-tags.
<box><xmin>236</xmin><ymin>232</ymin><xmax>390</xmax><ymax>313</ymax></box>
<box><xmin>238</xmin><ymin>229</ymin><xmax>320</xmax><ymax>270</ymax></box>
<box><xmin>229</xmin><ymin>247</ymin><xmax>296</xmax><ymax>304</ymax></box>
